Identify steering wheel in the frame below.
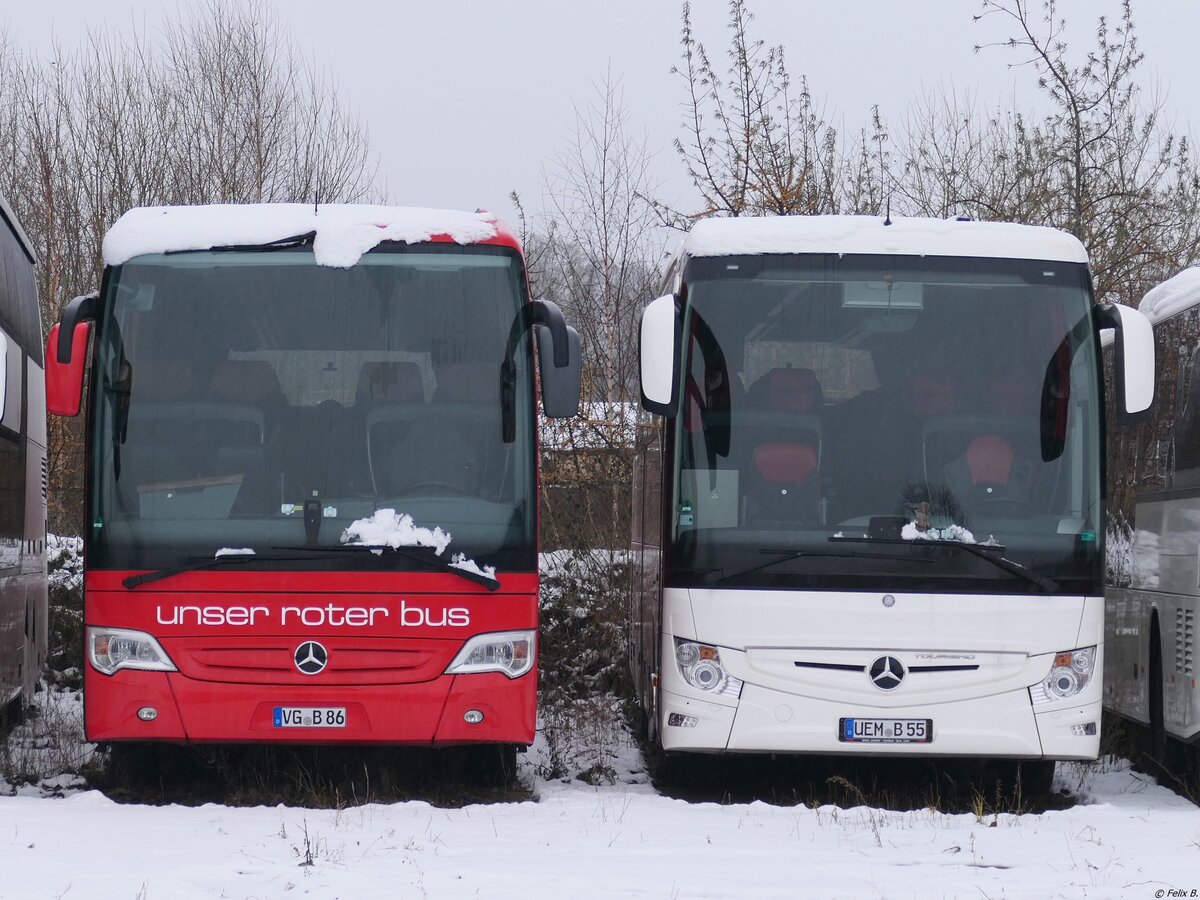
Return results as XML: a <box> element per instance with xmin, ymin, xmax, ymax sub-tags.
<box><xmin>972</xmin><ymin>482</ymin><xmax>1026</xmax><ymax>516</ymax></box>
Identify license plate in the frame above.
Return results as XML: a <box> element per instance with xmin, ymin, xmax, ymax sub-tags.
<box><xmin>839</xmin><ymin>717</ymin><xmax>931</xmax><ymax>743</ymax></box>
<box><xmin>273</xmin><ymin>706</ymin><xmax>347</xmax><ymax>728</ymax></box>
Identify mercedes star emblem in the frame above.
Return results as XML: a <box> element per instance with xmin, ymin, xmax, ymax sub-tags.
<box><xmin>869</xmin><ymin>655</ymin><xmax>905</xmax><ymax>691</ymax></box>
<box><xmin>294</xmin><ymin>640</ymin><xmax>329</xmax><ymax>675</ymax></box>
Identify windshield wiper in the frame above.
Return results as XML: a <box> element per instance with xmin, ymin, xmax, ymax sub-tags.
<box><xmin>122</xmin><ymin>551</ymin><xmax>342</xmax><ymax>590</ymax></box>
<box><xmin>703</xmin><ymin>546</ymin><xmax>930</xmax><ymax>586</ymax></box>
<box><xmin>274</xmin><ymin>544</ymin><xmax>501</xmax><ymax>592</ymax></box>
<box><xmin>201</xmin><ymin>232</ymin><xmax>316</xmax><ymax>253</ymax></box>
<box><xmin>829</xmin><ymin>536</ymin><xmax>1059</xmax><ymax>593</ymax></box>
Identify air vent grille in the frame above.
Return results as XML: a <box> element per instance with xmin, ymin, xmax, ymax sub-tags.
<box><xmin>1176</xmin><ymin>607</ymin><xmax>1195</xmax><ymax>676</ymax></box>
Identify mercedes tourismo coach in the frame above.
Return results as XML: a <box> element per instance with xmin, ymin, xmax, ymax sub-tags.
<box><xmin>0</xmin><ymin>193</ymin><xmax>48</xmax><ymax>715</ymax></box>
<box><xmin>46</xmin><ymin>204</ymin><xmax>580</xmax><ymax>748</ymax></box>
<box><xmin>630</xmin><ymin>215</ymin><xmax>1153</xmax><ymax>785</ymax></box>
<box><xmin>1104</xmin><ymin>266</ymin><xmax>1200</xmax><ymax>755</ymax></box>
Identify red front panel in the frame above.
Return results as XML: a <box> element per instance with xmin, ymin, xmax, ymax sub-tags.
<box><xmin>84</xmin><ymin>569</ymin><xmax>538</xmax><ymax>745</ymax></box>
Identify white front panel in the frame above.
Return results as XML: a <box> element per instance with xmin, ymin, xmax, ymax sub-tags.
<box><xmin>660</xmin><ymin>587</ymin><xmax>1102</xmax><ymax>758</ymax></box>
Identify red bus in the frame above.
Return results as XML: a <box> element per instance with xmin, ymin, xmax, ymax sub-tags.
<box><xmin>46</xmin><ymin>205</ymin><xmax>579</xmax><ymax>754</ymax></box>
<box><xmin>1</xmin><ymin>194</ymin><xmax>48</xmax><ymax>716</ymax></box>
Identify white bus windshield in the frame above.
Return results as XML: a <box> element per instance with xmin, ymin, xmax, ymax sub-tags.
<box><xmin>87</xmin><ymin>244</ymin><xmax>537</xmax><ymax>574</ymax></box>
<box><xmin>667</xmin><ymin>254</ymin><xmax>1102</xmax><ymax>595</ymax></box>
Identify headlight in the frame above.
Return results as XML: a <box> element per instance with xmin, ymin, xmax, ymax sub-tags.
<box><xmin>673</xmin><ymin>637</ymin><xmax>743</xmax><ymax>698</ymax></box>
<box><xmin>88</xmin><ymin>627</ymin><xmax>177</xmax><ymax>676</ymax></box>
<box><xmin>1031</xmin><ymin>645</ymin><xmax>1096</xmax><ymax>704</ymax></box>
<box><xmin>445</xmin><ymin>630</ymin><xmax>535</xmax><ymax>679</ymax></box>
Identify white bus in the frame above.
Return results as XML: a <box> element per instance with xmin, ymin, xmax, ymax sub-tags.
<box><xmin>1105</xmin><ymin>266</ymin><xmax>1200</xmax><ymax>757</ymax></box>
<box><xmin>630</xmin><ymin>215</ymin><xmax>1153</xmax><ymax>791</ymax></box>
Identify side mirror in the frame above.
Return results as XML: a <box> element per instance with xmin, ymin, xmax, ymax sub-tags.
<box><xmin>639</xmin><ymin>294</ymin><xmax>679</xmax><ymax>415</ymax></box>
<box><xmin>46</xmin><ymin>321</ymin><xmax>92</xmax><ymax>417</ymax></box>
<box><xmin>0</xmin><ymin>332</ymin><xmax>7</xmax><ymax>423</ymax></box>
<box><xmin>1098</xmin><ymin>302</ymin><xmax>1154</xmax><ymax>422</ymax></box>
<box><xmin>537</xmin><ymin>324</ymin><xmax>581</xmax><ymax>418</ymax></box>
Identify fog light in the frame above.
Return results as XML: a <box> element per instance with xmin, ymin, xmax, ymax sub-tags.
<box><xmin>667</xmin><ymin>713</ymin><xmax>698</xmax><ymax>727</ymax></box>
<box><xmin>463</xmin><ymin>709</ymin><xmax>484</xmax><ymax>725</ymax></box>
<box><xmin>1071</xmin><ymin>722</ymin><xmax>1097</xmax><ymax>736</ymax></box>
<box><xmin>136</xmin><ymin>707</ymin><xmax>158</xmax><ymax>721</ymax></box>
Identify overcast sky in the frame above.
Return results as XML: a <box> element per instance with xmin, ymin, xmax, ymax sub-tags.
<box><xmin>7</xmin><ymin>1</ymin><xmax>1200</xmax><ymax>229</ymax></box>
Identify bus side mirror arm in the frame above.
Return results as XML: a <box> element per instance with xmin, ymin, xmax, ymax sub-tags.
<box><xmin>1097</xmin><ymin>302</ymin><xmax>1155</xmax><ymax>423</ymax></box>
<box><xmin>501</xmin><ymin>300</ymin><xmax>582</xmax><ymax>443</ymax></box>
<box><xmin>57</xmin><ymin>292</ymin><xmax>98</xmax><ymax>364</ymax></box>
<box><xmin>639</xmin><ymin>293</ymin><xmax>680</xmax><ymax>416</ymax></box>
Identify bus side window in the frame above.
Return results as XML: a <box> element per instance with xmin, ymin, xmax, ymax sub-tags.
<box><xmin>1172</xmin><ymin>342</ymin><xmax>1200</xmax><ymax>484</ymax></box>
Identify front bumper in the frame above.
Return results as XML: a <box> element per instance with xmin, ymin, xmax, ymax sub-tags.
<box><xmin>83</xmin><ymin>666</ymin><xmax>536</xmax><ymax>745</ymax></box>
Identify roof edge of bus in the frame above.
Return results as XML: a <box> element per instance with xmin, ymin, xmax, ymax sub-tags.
<box><xmin>0</xmin><ymin>193</ymin><xmax>38</xmax><ymax>266</ymax></box>
<box><xmin>101</xmin><ymin>203</ymin><xmax>521</xmax><ymax>268</ymax></box>
<box><xmin>674</xmin><ymin>214</ymin><xmax>1089</xmax><ymax>265</ymax></box>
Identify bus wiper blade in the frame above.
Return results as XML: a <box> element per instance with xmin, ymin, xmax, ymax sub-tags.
<box><xmin>122</xmin><ymin>552</ymin><xmax>339</xmax><ymax>590</ymax></box>
<box><xmin>193</xmin><ymin>231</ymin><xmax>317</xmax><ymax>253</ymax></box>
<box><xmin>703</xmin><ymin>546</ymin><xmax>930</xmax><ymax>586</ymax></box>
<box><xmin>829</xmin><ymin>536</ymin><xmax>1059</xmax><ymax>592</ymax></box>
<box><xmin>273</xmin><ymin>544</ymin><xmax>501</xmax><ymax>592</ymax></box>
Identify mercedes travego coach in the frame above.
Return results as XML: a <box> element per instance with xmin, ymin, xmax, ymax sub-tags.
<box><xmin>46</xmin><ymin>204</ymin><xmax>580</xmax><ymax>752</ymax></box>
<box><xmin>0</xmin><ymin>194</ymin><xmax>48</xmax><ymax>716</ymax></box>
<box><xmin>630</xmin><ymin>215</ymin><xmax>1153</xmax><ymax>790</ymax></box>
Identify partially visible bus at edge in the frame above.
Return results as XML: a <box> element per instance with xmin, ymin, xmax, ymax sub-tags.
<box><xmin>0</xmin><ymin>193</ymin><xmax>48</xmax><ymax>716</ymax></box>
<box><xmin>46</xmin><ymin>205</ymin><xmax>580</xmax><ymax>758</ymax></box>
<box><xmin>629</xmin><ymin>215</ymin><xmax>1153</xmax><ymax>790</ymax></box>
<box><xmin>1104</xmin><ymin>266</ymin><xmax>1200</xmax><ymax>757</ymax></box>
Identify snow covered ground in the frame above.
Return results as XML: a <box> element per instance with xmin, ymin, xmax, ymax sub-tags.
<box><xmin>2</xmin><ymin>696</ymin><xmax>1197</xmax><ymax>900</ymax></box>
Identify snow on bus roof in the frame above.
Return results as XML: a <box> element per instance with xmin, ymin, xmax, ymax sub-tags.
<box><xmin>682</xmin><ymin>215</ymin><xmax>1089</xmax><ymax>263</ymax></box>
<box><xmin>102</xmin><ymin>204</ymin><xmax>501</xmax><ymax>269</ymax></box>
<box><xmin>1138</xmin><ymin>266</ymin><xmax>1200</xmax><ymax>325</ymax></box>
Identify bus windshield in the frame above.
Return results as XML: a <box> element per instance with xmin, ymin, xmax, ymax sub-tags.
<box><xmin>667</xmin><ymin>253</ymin><xmax>1102</xmax><ymax>595</ymax></box>
<box><xmin>87</xmin><ymin>244</ymin><xmax>536</xmax><ymax>574</ymax></box>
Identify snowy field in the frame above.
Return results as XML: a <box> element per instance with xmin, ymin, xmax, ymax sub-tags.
<box><xmin>2</xmin><ymin>694</ymin><xmax>1198</xmax><ymax>900</ymax></box>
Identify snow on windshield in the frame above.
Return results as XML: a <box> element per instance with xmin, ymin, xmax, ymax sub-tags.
<box><xmin>341</xmin><ymin>509</ymin><xmax>495</xmax><ymax>579</ymax></box>
<box><xmin>214</xmin><ymin>548</ymin><xmax>255</xmax><ymax>558</ymax></box>
<box><xmin>103</xmin><ymin>204</ymin><xmax>499</xmax><ymax>269</ymax></box>
<box><xmin>341</xmin><ymin>509</ymin><xmax>452</xmax><ymax>555</ymax></box>
<box><xmin>449</xmin><ymin>553</ymin><xmax>497</xmax><ymax>580</ymax></box>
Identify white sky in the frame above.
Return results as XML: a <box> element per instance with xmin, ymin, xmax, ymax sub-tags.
<box><xmin>6</xmin><ymin>1</ymin><xmax>1200</xmax><ymax>227</ymax></box>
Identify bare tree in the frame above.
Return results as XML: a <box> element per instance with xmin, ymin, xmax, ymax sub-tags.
<box><xmin>544</xmin><ymin>74</ymin><xmax>658</xmax><ymax>406</ymax></box>
<box><xmin>973</xmin><ymin>0</ymin><xmax>1200</xmax><ymax>303</ymax></box>
<box><xmin>672</xmin><ymin>0</ymin><xmax>842</xmax><ymax>219</ymax></box>
<box><xmin>534</xmin><ymin>73</ymin><xmax>658</xmax><ymax>549</ymax></box>
<box><xmin>0</xmin><ymin>1</ymin><xmax>381</xmax><ymax>530</ymax></box>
